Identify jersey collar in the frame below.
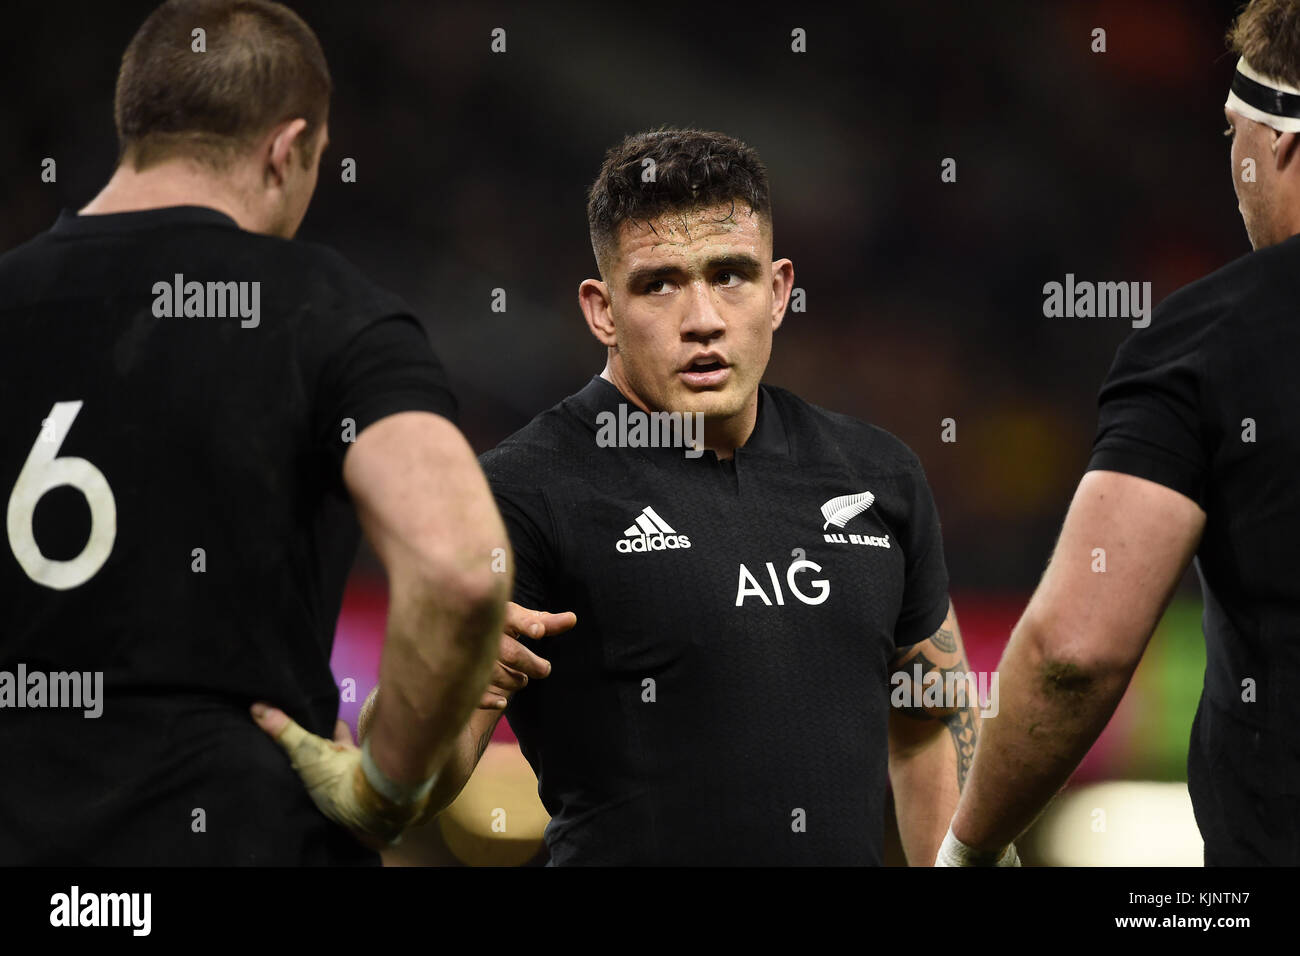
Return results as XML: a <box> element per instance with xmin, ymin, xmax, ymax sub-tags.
<box><xmin>51</xmin><ymin>205</ymin><xmax>241</xmax><ymax>237</ymax></box>
<box><xmin>570</xmin><ymin>375</ymin><xmax>790</xmax><ymax>459</ymax></box>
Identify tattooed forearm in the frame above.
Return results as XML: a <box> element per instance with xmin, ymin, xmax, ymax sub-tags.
<box><xmin>945</xmin><ymin>708</ymin><xmax>977</xmax><ymax>789</ymax></box>
<box><xmin>893</xmin><ymin>647</ymin><xmax>980</xmax><ymax>790</ymax></box>
<box><xmin>931</xmin><ymin>625</ymin><xmax>957</xmax><ymax>653</ymax></box>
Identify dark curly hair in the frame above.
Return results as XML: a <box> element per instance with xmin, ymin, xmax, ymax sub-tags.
<box><xmin>1229</xmin><ymin>0</ymin><xmax>1300</xmax><ymax>87</ymax></box>
<box><xmin>586</xmin><ymin>128</ymin><xmax>772</xmax><ymax>276</ymax></box>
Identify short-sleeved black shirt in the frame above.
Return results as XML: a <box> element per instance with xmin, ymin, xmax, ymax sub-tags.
<box><xmin>480</xmin><ymin>375</ymin><xmax>950</xmax><ymax>864</ymax></box>
<box><xmin>1087</xmin><ymin>235</ymin><xmax>1300</xmax><ymax>865</ymax></box>
<box><xmin>0</xmin><ymin>206</ymin><xmax>456</xmax><ymax>864</ymax></box>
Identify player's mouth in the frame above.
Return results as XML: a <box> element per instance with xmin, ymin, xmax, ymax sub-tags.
<box><xmin>679</xmin><ymin>353</ymin><xmax>730</xmax><ymax>388</ymax></box>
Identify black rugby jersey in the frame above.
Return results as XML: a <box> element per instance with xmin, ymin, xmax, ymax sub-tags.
<box><xmin>1087</xmin><ymin>234</ymin><xmax>1300</xmax><ymax>865</ymax></box>
<box><xmin>0</xmin><ymin>206</ymin><xmax>455</xmax><ymax>864</ymax></box>
<box><xmin>480</xmin><ymin>375</ymin><xmax>950</xmax><ymax>865</ymax></box>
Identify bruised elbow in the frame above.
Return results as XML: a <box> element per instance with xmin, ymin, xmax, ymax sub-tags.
<box><xmin>1039</xmin><ymin>656</ymin><xmax>1101</xmax><ymax>698</ymax></box>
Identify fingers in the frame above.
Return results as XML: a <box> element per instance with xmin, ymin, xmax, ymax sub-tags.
<box><xmin>251</xmin><ymin>704</ymin><xmax>326</xmax><ymax>770</ymax></box>
<box><xmin>502</xmin><ymin>601</ymin><xmax>537</xmax><ymax>636</ymax></box>
<box><xmin>527</xmin><ymin>610</ymin><xmax>578</xmax><ymax>637</ymax></box>
<box><xmin>251</xmin><ymin>702</ymin><xmax>293</xmax><ymax>741</ymax></box>
<box><xmin>252</xmin><ymin>702</ymin><xmax>408</xmax><ymax>844</ymax></box>
<box><xmin>334</xmin><ymin>719</ymin><xmax>354</xmax><ymax>746</ymax></box>
<box><xmin>476</xmin><ymin>661</ymin><xmax>529</xmax><ymax>711</ymax></box>
<box><xmin>494</xmin><ymin>661</ymin><xmax>531</xmax><ymax>694</ymax></box>
<box><xmin>251</xmin><ymin>703</ymin><xmax>353</xmax><ymax>759</ymax></box>
<box><xmin>497</xmin><ymin>605</ymin><xmax>575</xmax><ymax>690</ymax></box>
<box><xmin>498</xmin><ymin>634</ymin><xmax>551</xmax><ymax>679</ymax></box>
<box><xmin>503</xmin><ymin>602</ymin><xmax>578</xmax><ymax>640</ymax></box>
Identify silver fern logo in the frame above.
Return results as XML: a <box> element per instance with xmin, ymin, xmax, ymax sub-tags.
<box><xmin>820</xmin><ymin>492</ymin><xmax>875</xmax><ymax>530</ymax></box>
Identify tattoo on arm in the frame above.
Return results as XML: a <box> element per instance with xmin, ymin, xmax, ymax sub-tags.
<box><xmin>931</xmin><ymin>625</ymin><xmax>957</xmax><ymax>653</ymax></box>
<box><xmin>943</xmin><ymin>706</ymin><xmax>977</xmax><ymax>790</ymax></box>
<box><xmin>894</xmin><ymin>646</ymin><xmax>979</xmax><ymax>790</ymax></box>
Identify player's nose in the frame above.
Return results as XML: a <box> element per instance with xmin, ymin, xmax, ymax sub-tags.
<box><xmin>680</xmin><ymin>281</ymin><xmax>728</xmax><ymax>337</ymax></box>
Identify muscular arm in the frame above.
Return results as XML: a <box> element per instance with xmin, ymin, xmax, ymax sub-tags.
<box><xmin>888</xmin><ymin>601</ymin><xmax>978</xmax><ymax>865</ymax></box>
<box><xmin>344</xmin><ymin>411</ymin><xmax>511</xmax><ymax>788</ymax></box>
<box><xmin>357</xmin><ymin>603</ymin><xmax>571</xmax><ymax>819</ymax></box>
<box><xmin>949</xmin><ymin>470</ymin><xmax>1205</xmax><ymax>854</ymax></box>
<box><xmin>422</xmin><ymin>708</ymin><xmax>506</xmax><ymax>816</ymax></box>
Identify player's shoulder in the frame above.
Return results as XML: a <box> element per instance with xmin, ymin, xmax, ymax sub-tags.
<box><xmin>0</xmin><ymin>228</ymin><xmax>47</xmax><ymax>266</ymax></box>
<box><xmin>0</xmin><ymin>224</ymin><xmax>75</xmax><ymax>286</ymax></box>
<box><xmin>1206</xmin><ymin>231</ymin><xmax>1300</xmax><ymax>291</ymax></box>
<box><xmin>763</xmin><ymin>384</ymin><xmax>924</xmax><ymax>476</ymax></box>
<box><xmin>265</xmin><ymin>237</ymin><xmax>408</xmax><ymax>316</ymax></box>
<box><xmin>479</xmin><ymin>396</ymin><xmax>584</xmax><ymax>486</ymax></box>
<box><xmin>1128</xmin><ymin>237</ymin><xmax>1300</xmax><ymax>360</ymax></box>
<box><xmin>0</xmin><ymin>215</ymin><xmax>406</xmax><ymax>321</ymax></box>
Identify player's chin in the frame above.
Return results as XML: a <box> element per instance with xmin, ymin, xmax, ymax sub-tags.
<box><xmin>672</xmin><ymin>380</ymin><xmax>743</xmax><ymax>418</ymax></box>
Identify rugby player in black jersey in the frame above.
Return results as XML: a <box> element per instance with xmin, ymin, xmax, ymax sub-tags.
<box><xmin>342</xmin><ymin>129</ymin><xmax>993</xmax><ymax>865</ymax></box>
<box><xmin>940</xmin><ymin>0</ymin><xmax>1300</xmax><ymax>867</ymax></box>
<box><xmin>0</xmin><ymin>0</ymin><xmax>508</xmax><ymax>864</ymax></box>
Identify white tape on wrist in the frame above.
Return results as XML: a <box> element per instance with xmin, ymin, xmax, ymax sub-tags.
<box><xmin>360</xmin><ymin>737</ymin><xmax>438</xmax><ymax>807</ymax></box>
<box><xmin>934</xmin><ymin>825</ymin><xmax>1020</xmax><ymax>867</ymax></box>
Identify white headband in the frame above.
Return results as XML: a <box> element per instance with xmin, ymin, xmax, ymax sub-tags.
<box><xmin>1225</xmin><ymin>56</ymin><xmax>1300</xmax><ymax>133</ymax></box>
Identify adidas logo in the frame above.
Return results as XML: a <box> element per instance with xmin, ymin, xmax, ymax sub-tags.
<box><xmin>616</xmin><ymin>506</ymin><xmax>692</xmax><ymax>553</ymax></box>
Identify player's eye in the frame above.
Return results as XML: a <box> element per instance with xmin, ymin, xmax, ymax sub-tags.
<box><xmin>645</xmin><ymin>279</ymin><xmax>672</xmax><ymax>295</ymax></box>
<box><xmin>716</xmin><ymin>271</ymin><xmax>742</xmax><ymax>288</ymax></box>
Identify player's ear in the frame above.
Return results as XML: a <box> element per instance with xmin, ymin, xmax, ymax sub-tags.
<box><xmin>1274</xmin><ymin>129</ymin><xmax>1300</xmax><ymax>173</ymax></box>
<box><xmin>770</xmin><ymin>258</ymin><xmax>794</xmax><ymax>332</ymax></box>
<box><xmin>265</xmin><ymin>117</ymin><xmax>310</xmax><ymax>187</ymax></box>
<box><xmin>579</xmin><ymin>278</ymin><xmax>617</xmax><ymax>347</ymax></box>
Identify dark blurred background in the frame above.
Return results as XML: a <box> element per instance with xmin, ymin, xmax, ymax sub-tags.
<box><xmin>1</xmin><ymin>0</ymin><xmax>1253</xmax><ymax>864</ymax></box>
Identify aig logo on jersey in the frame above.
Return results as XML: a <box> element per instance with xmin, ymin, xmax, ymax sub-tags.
<box><xmin>736</xmin><ymin>558</ymin><xmax>829</xmax><ymax>606</ymax></box>
<box><xmin>616</xmin><ymin>506</ymin><xmax>692</xmax><ymax>554</ymax></box>
<box><xmin>821</xmin><ymin>491</ymin><xmax>890</xmax><ymax>548</ymax></box>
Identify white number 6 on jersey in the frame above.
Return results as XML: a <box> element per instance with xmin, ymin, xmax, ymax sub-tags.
<box><xmin>6</xmin><ymin>401</ymin><xmax>117</xmax><ymax>590</ymax></box>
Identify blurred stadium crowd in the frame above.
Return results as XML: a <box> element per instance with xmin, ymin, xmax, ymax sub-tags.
<box><xmin>0</xmin><ymin>0</ymin><xmax>1248</xmax><ymax>590</ymax></box>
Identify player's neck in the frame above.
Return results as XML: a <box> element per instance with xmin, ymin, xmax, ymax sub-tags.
<box><xmin>699</xmin><ymin>409</ymin><xmax>756</xmax><ymax>461</ymax></box>
<box><xmin>80</xmin><ymin>162</ymin><xmax>253</xmax><ymax>231</ymax></box>
<box><xmin>599</xmin><ymin>365</ymin><xmax>757</xmax><ymax>461</ymax></box>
